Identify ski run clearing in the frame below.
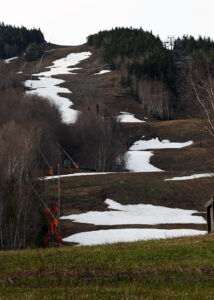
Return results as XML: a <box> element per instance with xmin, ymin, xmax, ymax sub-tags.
<box><xmin>43</xmin><ymin>137</ymin><xmax>194</xmax><ymax>178</ymax></box>
<box><xmin>25</xmin><ymin>52</ymin><xmax>91</xmax><ymax>123</ymax></box>
<box><xmin>23</xmin><ymin>50</ymin><xmax>207</xmax><ymax>246</ymax></box>
<box><xmin>63</xmin><ymin>228</ymin><xmax>206</xmax><ymax>246</ymax></box>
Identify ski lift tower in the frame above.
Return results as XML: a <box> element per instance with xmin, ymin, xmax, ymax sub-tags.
<box><xmin>163</xmin><ymin>36</ymin><xmax>175</xmax><ymax>50</ymax></box>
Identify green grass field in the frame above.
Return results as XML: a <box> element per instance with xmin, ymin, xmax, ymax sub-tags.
<box><xmin>1</xmin><ymin>235</ymin><xmax>214</xmax><ymax>299</ymax></box>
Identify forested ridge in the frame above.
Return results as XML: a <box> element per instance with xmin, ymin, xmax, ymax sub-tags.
<box><xmin>88</xmin><ymin>28</ymin><xmax>214</xmax><ymax>119</ymax></box>
<box><xmin>87</xmin><ymin>28</ymin><xmax>174</xmax><ymax>90</ymax></box>
<box><xmin>0</xmin><ymin>23</ymin><xmax>45</xmax><ymax>59</ymax></box>
<box><xmin>174</xmin><ymin>35</ymin><xmax>214</xmax><ymax>54</ymax></box>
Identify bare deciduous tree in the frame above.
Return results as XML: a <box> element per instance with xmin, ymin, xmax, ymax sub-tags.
<box><xmin>65</xmin><ymin>109</ymin><xmax>127</xmax><ymax>172</ymax></box>
<box><xmin>0</xmin><ymin>122</ymin><xmax>41</xmax><ymax>250</ymax></box>
<box><xmin>189</xmin><ymin>52</ymin><xmax>214</xmax><ymax>135</ymax></box>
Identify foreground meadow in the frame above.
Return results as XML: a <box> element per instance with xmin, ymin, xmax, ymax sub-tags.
<box><xmin>0</xmin><ymin>234</ymin><xmax>214</xmax><ymax>299</ymax></box>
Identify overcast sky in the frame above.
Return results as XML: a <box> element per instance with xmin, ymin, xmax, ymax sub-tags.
<box><xmin>0</xmin><ymin>0</ymin><xmax>213</xmax><ymax>45</ymax></box>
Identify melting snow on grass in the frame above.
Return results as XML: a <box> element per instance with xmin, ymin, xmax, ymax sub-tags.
<box><xmin>165</xmin><ymin>173</ymin><xmax>214</xmax><ymax>181</ymax></box>
<box><xmin>25</xmin><ymin>77</ymin><xmax>78</xmax><ymax>123</ymax></box>
<box><xmin>25</xmin><ymin>52</ymin><xmax>91</xmax><ymax>123</ymax></box>
<box><xmin>126</xmin><ymin>151</ymin><xmax>163</xmax><ymax>172</ymax></box>
<box><xmin>130</xmin><ymin>138</ymin><xmax>193</xmax><ymax>151</ymax></box>
<box><xmin>118</xmin><ymin>112</ymin><xmax>145</xmax><ymax>123</ymax></box>
<box><xmin>62</xmin><ymin>199</ymin><xmax>206</xmax><ymax>245</ymax></box>
<box><xmin>43</xmin><ymin>172</ymin><xmax>116</xmax><ymax>180</ymax></box>
<box><xmin>63</xmin><ymin>228</ymin><xmax>206</xmax><ymax>246</ymax></box>
<box><xmin>126</xmin><ymin>137</ymin><xmax>193</xmax><ymax>172</ymax></box>
<box><xmin>36</xmin><ymin>52</ymin><xmax>91</xmax><ymax>77</ymax></box>
<box><xmin>4</xmin><ymin>56</ymin><xmax>18</xmax><ymax>64</ymax></box>
<box><xmin>61</xmin><ymin>199</ymin><xmax>206</xmax><ymax>225</ymax></box>
<box><xmin>94</xmin><ymin>70</ymin><xmax>111</xmax><ymax>75</ymax></box>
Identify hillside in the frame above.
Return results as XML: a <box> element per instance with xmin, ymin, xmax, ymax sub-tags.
<box><xmin>1</xmin><ymin>235</ymin><xmax>214</xmax><ymax>299</ymax></box>
<box><xmin>88</xmin><ymin>28</ymin><xmax>214</xmax><ymax>120</ymax></box>
<box><xmin>1</xmin><ymin>25</ymin><xmax>214</xmax><ymax>252</ymax></box>
<box><xmin>2</xmin><ymin>25</ymin><xmax>214</xmax><ymax>299</ymax></box>
<box><xmin>0</xmin><ymin>23</ymin><xmax>44</xmax><ymax>59</ymax></box>
<box><xmin>3</xmin><ymin>35</ymin><xmax>214</xmax><ymax>248</ymax></box>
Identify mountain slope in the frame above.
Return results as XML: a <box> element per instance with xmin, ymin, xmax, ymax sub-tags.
<box><xmin>6</xmin><ymin>41</ymin><xmax>214</xmax><ymax>245</ymax></box>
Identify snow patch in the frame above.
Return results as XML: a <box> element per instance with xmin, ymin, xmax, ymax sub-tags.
<box><xmin>165</xmin><ymin>173</ymin><xmax>214</xmax><ymax>181</ymax></box>
<box><xmin>61</xmin><ymin>199</ymin><xmax>206</xmax><ymax>225</ymax></box>
<box><xmin>118</xmin><ymin>112</ymin><xmax>145</xmax><ymax>123</ymax></box>
<box><xmin>63</xmin><ymin>228</ymin><xmax>206</xmax><ymax>246</ymax></box>
<box><xmin>130</xmin><ymin>138</ymin><xmax>193</xmax><ymax>151</ymax></box>
<box><xmin>4</xmin><ymin>56</ymin><xmax>18</xmax><ymax>64</ymax></box>
<box><xmin>25</xmin><ymin>52</ymin><xmax>91</xmax><ymax>123</ymax></box>
<box><xmin>43</xmin><ymin>172</ymin><xmax>116</xmax><ymax>180</ymax></box>
<box><xmin>94</xmin><ymin>70</ymin><xmax>111</xmax><ymax>75</ymax></box>
<box><xmin>36</xmin><ymin>52</ymin><xmax>91</xmax><ymax>76</ymax></box>
<box><xmin>126</xmin><ymin>151</ymin><xmax>163</xmax><ymax>172</ymax></box>
<box><xmin>126</xmin><ymin>137</ymin><xmax>193</xmax><ymax>172</ymax></box>
<box><xmin>25</xmin><ymin>77</ymin><xmax>80</xmax><ymax>123</ymax></box>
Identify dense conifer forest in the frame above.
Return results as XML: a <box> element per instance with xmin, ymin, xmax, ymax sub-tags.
<box><xmin>88</xmin><ymin>28</ymin><xmax>214</xmax><ymax>119</ymax></box>
<box><xmin>87</xmin><ymin>28</ymin><xmax>175</xmax><ymax>90</ymax></box>
<box><xmin>0</xmin><ymin>23</ymin><xmax>45</xmax><ymax>59</ymax></box>
<box><xmin>174</xmin><ymin>35</ymin><xmax>214</xmax><ymax>54</ymax></box>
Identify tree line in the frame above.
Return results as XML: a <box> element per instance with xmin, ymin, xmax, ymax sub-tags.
<box><xmin>174</xmin><ymin>35</ymin><xmax>214</xmax><ymax>55</ymax></box>
<box><xmin>0</xmin><ymin>22</ymin><xmax>45</xmax><ymax>59</ymax></box>
<box><xmin>87</xmin><ymin>28</ymin><xmax>176</xmax><ymax>119</ymax></box>
<box><xmin>87</xmin><ymin>28</ymin><xmax>214</xmax><ymax>119</ymax></box>
<box><xmin>87</xmin><ymin>28</ymin><xmax>174</xmax><ymax>90</ymax></box>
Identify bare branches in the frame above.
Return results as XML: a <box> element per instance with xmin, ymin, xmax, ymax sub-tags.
<box><xmin>189</xmin><ymin>53</ymin><xmax>214</xmax><ymax>136</ymax></box>
<box><xmin>67</xmin><ymin>110</ymin><xmax>127</xmax><ymax>172</ymax></box>
<box><xmin>0</xmin><ymin>122</ymin><xmax>41</xmax><ymax>250</ymax></box>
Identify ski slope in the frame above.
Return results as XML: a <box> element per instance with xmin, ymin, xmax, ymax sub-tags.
<box><xmin>25</xmin><ymin>52</ymin><xmax>91</xmax><ymax>123</ymax></box>
<box><xmin>126</xmin><ymin>138</ymin><xmax>193</xmax><ymax>173</ymax></box>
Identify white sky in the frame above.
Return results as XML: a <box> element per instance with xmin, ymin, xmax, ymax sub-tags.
<box><xmin>0</xmin><ymin>0</ymin><xmax>213</xmax><ymax>45</ymax></box>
